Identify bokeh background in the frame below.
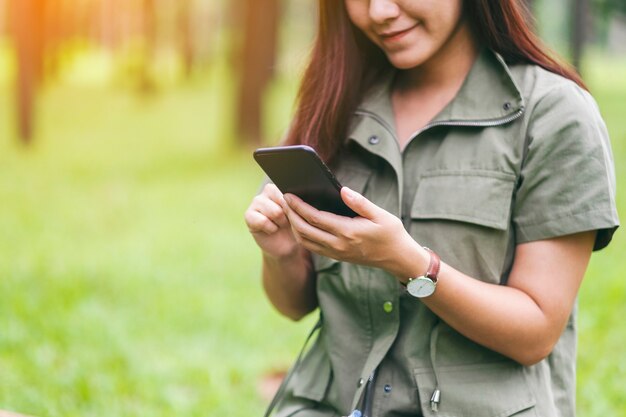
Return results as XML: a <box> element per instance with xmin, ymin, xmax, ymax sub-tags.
<box><xmin>0</xmin><ymin>1</ymin><xmax>624</xmax><ymax>416</ymax></box>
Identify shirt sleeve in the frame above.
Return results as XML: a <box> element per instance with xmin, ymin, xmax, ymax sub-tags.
<box><xmin>512</xmin><ymin>82</ymin><xmax>619</xmax><ymax>251</ymax></box>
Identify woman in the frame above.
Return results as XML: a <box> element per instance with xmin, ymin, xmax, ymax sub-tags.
<box><xmin>244</xmin><ymin>1</ymin><xmax>619</xmax><ymax>416</ymax></box>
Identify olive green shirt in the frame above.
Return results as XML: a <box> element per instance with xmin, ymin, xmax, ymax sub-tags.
<box><xmin>270</xmin><ymin>49</ymin><xmax>619</xmax><ymax>417</ymax></box>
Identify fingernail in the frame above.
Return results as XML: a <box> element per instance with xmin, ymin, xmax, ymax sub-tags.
<box><xmin>344</xmin><ymin>187</ymin><xmax>355</xmax><ymax>200</ymax></box>
<box><xmin>284</xmin><ymin>194</ymin><xmax>292</xmax><ymax>204</ymax></box>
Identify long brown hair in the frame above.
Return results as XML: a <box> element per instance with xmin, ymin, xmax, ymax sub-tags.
<box><xmin>284</xmin><ymin>0</ymin><xmax>586</xmax><ymax>163</ymax></box>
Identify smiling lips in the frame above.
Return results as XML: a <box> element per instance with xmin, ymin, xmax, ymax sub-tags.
<box><xmin>379</xmin><ymin>23</ymin><xmax>420</xmax><ymax>42</ymax></box>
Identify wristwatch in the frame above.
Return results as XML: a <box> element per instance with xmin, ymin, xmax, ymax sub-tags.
<box><xmin>406</xmin><ymin>247</ymin><xmax>441</xmax><ymax>298</ymax></box>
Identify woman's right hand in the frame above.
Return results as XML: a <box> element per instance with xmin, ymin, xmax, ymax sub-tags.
<box><xmin>244</xmin><ymin>183</ymin><xmax>300</xmax><ymax>259</ymax></box>
<box><xmin>246</xmin><ymin>183</ymin><xmax>317</xmax><ymax>320</ymax></box>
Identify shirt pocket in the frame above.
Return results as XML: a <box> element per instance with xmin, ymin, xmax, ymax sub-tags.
<box><xmin>413</xmin><ymin>362</ymin><xmax>537</xmax><ymax>417</ymax></box>
<box><xmin>410</xmin><ymin>170</ymin><xmax>517</xmax><ymax>283</ymax></box>
<box><xmin>412</xmin><ymin>170</ymin><xmax>516</xmax><ymax>229</ymax></box>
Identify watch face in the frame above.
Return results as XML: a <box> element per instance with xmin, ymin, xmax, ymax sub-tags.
<box><xmin>407</xmin><ymin>277</ymin><xmax>436</xmax><ymax>298</ymax></box>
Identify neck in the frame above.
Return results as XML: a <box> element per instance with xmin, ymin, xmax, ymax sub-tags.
<box><xmin>396</xmin><ymin>20</ymin><xmax>479</xmax><ymax>92</ymax></box>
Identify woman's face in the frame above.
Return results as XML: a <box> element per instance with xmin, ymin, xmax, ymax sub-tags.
<box><xmin>344</xmin><ymin>0</ymin><xmax>467</xmax><ymax>70</ymax></box>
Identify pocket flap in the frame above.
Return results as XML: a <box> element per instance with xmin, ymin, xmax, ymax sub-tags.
<box><xmin>414</xmin><ymin>362</ymin><xmax>536</xmax><ymax>417</ymax></box>
<box><xmin>411</xmin><ymin>171</ymin><xmax>516</xmax><ymax>230</ymax></box>
<box><xmin>335</xmin><ymin>165</ymin><xmax>371</xmax><ymax>192</ymax></box>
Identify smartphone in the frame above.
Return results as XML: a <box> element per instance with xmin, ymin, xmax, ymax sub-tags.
<box><xmin>253</xmin><ymin>145</ymin><xmax>357</xmax><ymax>217</ymax></box>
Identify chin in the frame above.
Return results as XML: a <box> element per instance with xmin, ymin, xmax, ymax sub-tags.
<box><xmin>390</xmin><ymin>59</ymin><xmax>423</xmax><ymax>70</ymax></box>
<box><xmin>385</xmin><ymin>48</ymin><xmax>431</xmax><ymax>70</ymax></box>
<box><xmin>387</xmin><ymin>55</ymin><xmax>427</xmax><ymax>70</ymax></box>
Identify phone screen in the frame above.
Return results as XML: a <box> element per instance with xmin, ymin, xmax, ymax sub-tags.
<box><xmin>254</xmin><ymin>145</ymin><xmax>357</xmax><ymax>217</ymax></box>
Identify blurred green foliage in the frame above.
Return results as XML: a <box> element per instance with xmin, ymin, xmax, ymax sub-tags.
<box><xmin>594</xmin><ymin>0</ymin><xmax>626</xmax><ymax>15</ymax></box>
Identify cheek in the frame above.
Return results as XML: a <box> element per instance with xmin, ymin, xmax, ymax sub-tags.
<box><xmin>343</xmin><ymin>0</ymin><xmax>366</xmax><ymax>30</ymax></box>
<box><xmin>418</xmin><ymin>0</ymin><xmax>463</xmax><ymax>34</ymax></box>
<box><xmin>438</xmin><ymin>1</ymin><xmax>464</xmax><ymax>30</ymax></box>
<box><xmin>343</xmin><ymin>1</ymin><xmax>382</xmax><ymax>47</ymax></box>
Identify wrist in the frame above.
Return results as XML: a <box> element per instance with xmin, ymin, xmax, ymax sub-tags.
<box><xmin>262</xmin><ymin>244</ymin><xmax>306</xmax><ymax>264</ymax></box>
<box><xmin>391</xmin><ymin>236</ymin><xmax>431</xmax><ymax>284</ymax></box>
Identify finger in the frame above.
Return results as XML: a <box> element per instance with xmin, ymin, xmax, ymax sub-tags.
<box><xmin>252</xmin><ymin>195</ymin><xmax>289</xmax><ymax>227</ymax></box>
<box><xmin>282</xmin><ymin>197</ymin><xmax>338</xmax><ymax>246</ymax></box>
<box><xmin>283</xmin><ymin>193</ymin><xmax>345</xmax><ymax>235</ymax></box>
<box><xmin>245</xmin><ymin>210</ymin><xmax>279</xmax><ymax>234</ymax></box>
<box><xmin>340</xmin><ymin>187</ymin><xmax>381</xmax><ymax>220</ymax></box>
<box><xmin>298</xmin><ymin>235</ymin><xmax>330</xmax><ymax>257</ymax></box>
<box><xmin>261</xmin><ymin>184</ymin><xmax>291</xmax><ymax>226</ymax></box>
<box><xmin>263</xmin><ymin>183</ymin><xmax>286</xmax><ymax>205</ymax></box>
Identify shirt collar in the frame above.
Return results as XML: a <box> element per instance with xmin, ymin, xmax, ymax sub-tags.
<box><xmin>353</xmin><ymin>48</ymin><xmax>525</xmax><ymax>135</ymax></box>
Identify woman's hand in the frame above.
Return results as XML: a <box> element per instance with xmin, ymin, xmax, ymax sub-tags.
<box><xmin>244</xmin><ymin>183</ymin><xmax>300</xmax><ymax>260</ymax></box>
<box><xmin>280</xmin><ymin>187</ymin><xmax>422</xmax><ymax>276</ymax></box>
<box><xmin>245</xmin><ymin>183</ymin><xmax>317</xmax><ymax>320</ymax></box>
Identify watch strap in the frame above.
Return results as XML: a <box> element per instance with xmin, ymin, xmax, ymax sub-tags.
<box><xmin>423</xmin><ymin>247</ymin><xmax>441</xmax><ymax>283</ymax></box>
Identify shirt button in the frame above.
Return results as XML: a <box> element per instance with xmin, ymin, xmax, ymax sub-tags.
<box><xmin>503</xmin><ymin>102</ymin><xmax>512</xmax><ymax>111</ymax></box>
<box><xmin>368</xmin><ymin>135</ymin><xmax>380</xmax><ymax>145</ymax></box>
<box><xmin>384</xmin><ymin>384</ymin><xmax>392</xmax><ymax>393</ymax></box>
<box><xmin>357</xmin><ymin>378</ymin><xmax>365</xmax><ymax>387</ymax></box>
<box><xmin>383</xmin><ymin>301</ymin><xmax>393</xmax><ymax>313</ymax></box>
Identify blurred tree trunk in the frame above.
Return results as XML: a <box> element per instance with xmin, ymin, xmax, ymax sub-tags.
<box><xmin>9</xmin><ymin>0</ymin><xmax>45</xmax><ymax>144</ymax></box>
<box><xmin>237</xmin><ymin>0</ymin><xmax>281</xmax><ymax>145</ymax></box>
<box><xmin>139</xmin><ymin>0</ymin><xmax>156</xmax><ymax>93</ymax></box>
<box><xmin>228</xmin><ymin>0</ymin><xmax>246</xmax><ymax>70</ymax></box>
<box><xmin>44</xmin><ymin>0</ymin><xmax>63</xmax><ymax>82</ymax></box>
<box><xmin>571</xmin><ymin>0</ymin><xmax>588</xmax><ymax>72</ymax></box>
<box><xmin>33</xmin><ymin>0</ymin><xmax>46</xmax><ymax>85</ymax></box>
<box><xmin>179</xmin><ymin>0</ymin><xmax>194</xmax><ymax>79</ymax></box>
<box><xmin>100</xmin><ymin>0</ymin><xmax>115</xmax><ymax>48</ymax></box>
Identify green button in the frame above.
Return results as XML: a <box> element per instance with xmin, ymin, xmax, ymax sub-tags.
<box><xmin>383</xmin><ymin>301</ymin><xmax>393</xmax><ymax>313</ymax></box>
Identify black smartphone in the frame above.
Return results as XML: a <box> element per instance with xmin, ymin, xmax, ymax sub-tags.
<box><xmin>253</xmin><ymin>145</ymin><xmax>357</xmax><ymax>217</ymax></box>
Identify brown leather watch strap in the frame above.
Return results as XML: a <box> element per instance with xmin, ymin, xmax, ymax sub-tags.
<box><xmin>423</xmin><ymin>247</ymin><xmax>441</xmax><ymax>283</ymax></box>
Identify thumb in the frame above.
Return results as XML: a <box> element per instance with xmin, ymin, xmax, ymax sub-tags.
<box><xmin>341</xmin><ymin>187</ymin><xmax>380</xmax><ymax>219</ymax></box>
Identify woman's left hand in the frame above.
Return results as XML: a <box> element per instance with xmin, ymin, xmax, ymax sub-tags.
<box><xmin>280</xmin><ymin>187</ymin><xmax>421</xmax><ymax>276</ymax></box>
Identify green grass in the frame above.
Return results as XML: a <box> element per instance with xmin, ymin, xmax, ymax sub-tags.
<box><xmin>576</xmin><ymin>53</ymin><xmax>626</xmax><ymax>416</ymax></box>
<box><xmin>0</xmin><ymin>63</ymin><xmax>313</xmax><ymax>417</ymax></box>
<box><xmin>0</xmin><ymin>53</ymin><xmax>624</xmax><ymax>417</ymax></box>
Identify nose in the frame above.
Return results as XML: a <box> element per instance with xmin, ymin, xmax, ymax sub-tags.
<box><xmin>369</xmin><ymin>0</ymin><xmax>400</xmax><ymax>24</ymax></box>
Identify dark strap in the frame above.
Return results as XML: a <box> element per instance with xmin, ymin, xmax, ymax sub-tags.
<box><xmin>263</xmin><ymin>317</ymin><xmax>323</xmax><ymax>417</ymax></box>
<box><xmin>361</xmin><ymin>368</ymin><xmax>377</xmax><ymax>417</ymax></box>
